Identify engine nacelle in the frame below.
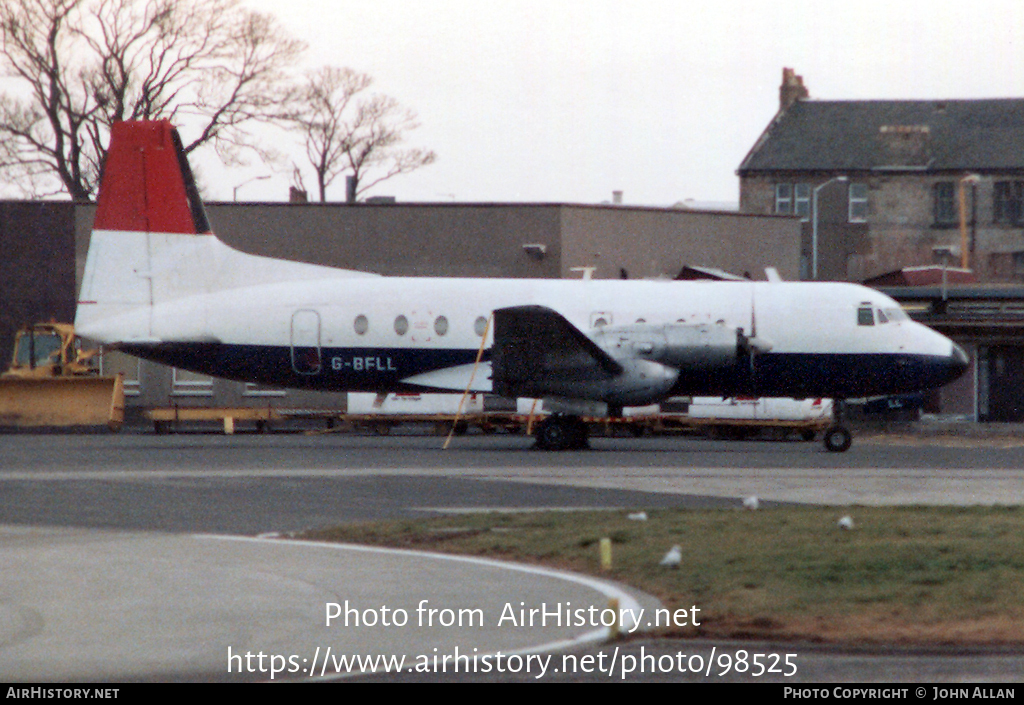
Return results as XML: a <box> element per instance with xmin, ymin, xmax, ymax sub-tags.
<box><xmin>592</xmin><ymin>322</ymin><xmax>741</xmax><ymax>370</ymax></box>
<box><xmin>528</xmin><ymin>357</ymin><xmax>679</xmax><ymax>407</ymax></box>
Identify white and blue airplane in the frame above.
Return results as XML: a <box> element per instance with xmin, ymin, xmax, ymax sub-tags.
<box><xmin>76</xmin><ymin>120</ymin><xmax>968</xmax><ymax>451</ymax></box>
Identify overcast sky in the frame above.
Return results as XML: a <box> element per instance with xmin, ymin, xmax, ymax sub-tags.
<box><xmin>213</xmin><ymin>0</ymin><xmax>1024</xmax><ymax>206</ymax></box>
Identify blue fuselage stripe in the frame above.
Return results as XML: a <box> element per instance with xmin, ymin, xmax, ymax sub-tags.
<box><xmin>121</xmin><ymin>343</ymin><xmax>959</xmax><ymax>398</ymax></box>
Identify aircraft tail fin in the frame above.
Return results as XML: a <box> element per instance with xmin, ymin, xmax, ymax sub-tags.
<box><xmin>78</xmin><ymin>119</ymin><xmax>378</xmax><ymax>345</ymax></box>
<box><xmin>93</xmin><ymin>120</ymin><xmax>211</xmax><ymax>235</ymax></box>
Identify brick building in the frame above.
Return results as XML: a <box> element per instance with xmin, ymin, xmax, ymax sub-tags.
<box><xmin>738</xmin><ymin>68</ymin><xmax>1024</xmax><ymax>283</ymax></box>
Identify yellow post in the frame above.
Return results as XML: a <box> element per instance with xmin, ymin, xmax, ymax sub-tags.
<box><xmin>599</xmin><ymin>537</ymin><xmax>612</xmax><ymax>571</ymax></box>
<box><xmin>958</xmin><ymin>178</ymin><xmax>969</xmax><ymax>269</ymax></box>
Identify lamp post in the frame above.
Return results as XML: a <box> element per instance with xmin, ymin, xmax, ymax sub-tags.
<box><xmin>958</xmin><ymin>173</ymin><xmax>981</xmax><ymax>270</ymax></box>
<box><xmin>812</xmin><ymin>176</ymin><xmax>848</xmax><ymax>280</ymax></box>
<box><xmin>232</xmin><ymin>174</ymin><xmax>271</xmax><ymax>201</ymax></box>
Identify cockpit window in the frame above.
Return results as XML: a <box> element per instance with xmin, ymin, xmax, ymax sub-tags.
<box><xmin>884</xmin><ymin>307</ymin><xmax>908</xmax><ymax>322</ymax></box>
<box><xmin>877</xmin><ymin>308</ymin><xmax>889</xmax><ymax>324</ymax></box>
<box><xmin>857</xmin><ymin>305</ymin><xmax>875</xmax><ymax>326</ymax></box>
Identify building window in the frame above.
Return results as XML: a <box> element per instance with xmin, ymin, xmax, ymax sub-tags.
<box><xmin>775</xmin><ymin>183</ymin><xmax>811</xmax><ymax>219</ymax></box>
<box><xmin>244</xmin><ymin>382</ymin><xmax>286</xmax><ymax>397</ymax></box>
<box><xmin>172</xmin><ymin>368</ymin><xmax>213</xmax><ymax>396</ymax></box>
<box><xmin>100</xmin><ymin>350</ymin><xmax>141</xmax><ymax>396</ymax></box>
<box><xmin>933</xmin><ymin>182</ymin><xmax>957</xmax><ymax>225</ymax></box>
<box><xmin>994</xmin><ymin>181</ymin><xmax>1023</xmax><ymax>225</ymax></box>
<box><xmin>1013</xmin><ymin>252</ymin><xmax>1024</xmax><ymax>280</ymax></box>
<box><xmin>848</xmin><ymin>183</ymin><xmax>869</xmax><ymax>222</ymax></box>
<box><xmin>775</xmin><ymin>184</ymin><xmax>792</xmax><ymax>214</ymax></box>
<box><xmin>794</xmin><ymin>184</ymin><xmax>810</xmax><ymax>218</ymax></box>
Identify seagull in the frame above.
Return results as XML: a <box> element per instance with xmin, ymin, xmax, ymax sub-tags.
<box><xmin>659</xmin><ymin>545</ymin><xmax>682</xmax><ymax>568</ymax></box>
<box><xmin>627</xmin><ymin>511</ymin><xmax>648</xmax><ymax>521</ymax></box>
<box><xmin>838</xmin><ymin>515</ymin><xmax>855</xmax><ymax>530</ymax></box>
<box><xmin>743</xmin><ymin>495</ymin><xmax>759</xmax><ymax>511</ymax></box>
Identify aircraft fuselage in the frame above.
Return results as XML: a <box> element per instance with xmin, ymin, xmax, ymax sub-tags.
<box><xmin>81</xmin><ymin>234</ymin><xmax>966</xmax><ymax>400</ymax></box>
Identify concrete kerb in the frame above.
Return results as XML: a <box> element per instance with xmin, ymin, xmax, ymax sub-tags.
<box><xmin>0</xmin><ymin>526</ymin><xmax>663</xmax><ymax>681</ymax></box>
<box><xmin>207</xmin><ymin>533</ymin><xmax>660</xmax><ymax>679</ymax></box>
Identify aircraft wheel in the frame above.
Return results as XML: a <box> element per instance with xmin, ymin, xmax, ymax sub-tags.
<box><xmin>823</xmin><ymin>425</ymin><xmax>853</xmax><ymax>453</ymax></box>
<box><xmin>535</xmin><ymin>416</ymin><xmax>588</xmax><ymax>451</ymax></box>
<box><xmin>569</xmin><ymin>417</ymin><xmax>590</xmax><ymax>449</ymax></box>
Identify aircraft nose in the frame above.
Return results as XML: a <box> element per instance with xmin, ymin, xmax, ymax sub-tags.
<box><xmin>943</xmin><ymin>342</ymin><xmax>970</xmax><ymax>384</ymax></box>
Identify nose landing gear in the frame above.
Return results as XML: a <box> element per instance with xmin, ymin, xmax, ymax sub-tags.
<box><xmin>823</xmin><ymin>400</ymin><xmax>853</xmax><ymax>452</ymax></box>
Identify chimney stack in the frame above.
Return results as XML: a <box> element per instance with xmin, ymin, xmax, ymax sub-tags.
<box><xmin>779</xmin><ymin>67</ymin><xmax>809</xmax><ymax>111</ymax></box>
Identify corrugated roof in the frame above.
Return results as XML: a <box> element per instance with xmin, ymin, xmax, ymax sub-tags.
<box><xmin>739</xmin><ymin>99</ymin><xmax>1024</xmax><ymax>174</ymax></box>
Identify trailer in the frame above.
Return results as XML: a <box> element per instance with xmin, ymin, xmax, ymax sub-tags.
<box><xmin>140</xmin><ymin>393</ymin><xmax>833</xmax><ymax>440</ymax></box>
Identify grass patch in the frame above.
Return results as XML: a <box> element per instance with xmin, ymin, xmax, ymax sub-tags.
<box><xmin>298</xmin><ymin>506</ymin><xmax>1024</xmax><ymax>645</ymax></box>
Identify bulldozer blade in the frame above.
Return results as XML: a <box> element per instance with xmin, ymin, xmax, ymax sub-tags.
<box><xmin>0</xmin><ymin>376</ymin><xmax>125</xmax><ymax>431</ymax></box>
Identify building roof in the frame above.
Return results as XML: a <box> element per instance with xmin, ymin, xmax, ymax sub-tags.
<box><xmin>739</xmin><ymin>99</ymin><xmax>1024</xmax><ymax>175</ymax></box>
<box><xmin>863</xmin><ymin>266</ymin><xmax>977</xmax><ymax>287</ymax></box>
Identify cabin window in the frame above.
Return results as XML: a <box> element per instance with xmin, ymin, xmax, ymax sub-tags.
<box><xmin>434</xmin><ymin>316</ymin><xmax>449</xmax><ymax>336</ymax></box>
<box><xmin>14</xmin><ymin>331</ymin><xmax>62</xmax><ymax>367</ymax></box>
<box><xmin>474</xmin><ymin>316</ymin><xmax>488</xmax><ymax>337</ymax></box>
<box><xmin>394</xmin><ymin>315</ymin><xmax>409</xmax><ymax>336</ymax></box>
<box><xmin>857</xmin><ymin>306</ymin><xmax>875</xmax><ymax>326</ymax></box>
<box><xmin>354</xmin><ymin>315</ymin><xmax>369</xmax><ymax>335</ymax></box>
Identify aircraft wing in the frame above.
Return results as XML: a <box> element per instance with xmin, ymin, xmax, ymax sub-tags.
<box><xmin>491</xmin><ymin>305</ymin><xmax>623</xmax><ymax>398</ymax></box>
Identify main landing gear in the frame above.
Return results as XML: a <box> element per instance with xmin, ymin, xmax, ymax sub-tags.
<box><xmin>822</xmin><ymin>400</ymin><xmax>853</xmax><ymax>453</ymax></box>
<box><xmin>534</xmin><ymin>414</ymin><xmax>589</xmax><ymax>451</ymax></box>
<box><xmin>822</xmin><ymin>424</ymin><xmax>853</xmax><ymax>453</ymax></box>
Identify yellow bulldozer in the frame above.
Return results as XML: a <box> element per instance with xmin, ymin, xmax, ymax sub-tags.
<box><xmin>0</xmin><ymin>322</ymin><xmax>124</xmax><ymax>430</ymax></box>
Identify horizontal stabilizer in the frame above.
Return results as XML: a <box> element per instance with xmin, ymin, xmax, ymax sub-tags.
<box><xmin>491</xmin><ymin>305</ymin><xmax>622</xmax><ymax>398</ymax></box>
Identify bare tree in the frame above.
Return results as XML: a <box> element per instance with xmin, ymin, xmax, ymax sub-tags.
<box><xmin>0</xmin><ymin>0</ymin><xmax>305</xmax><ymax>200</ymax></box>
<box><xmin>284</xmin><ymin>65</ymin><xmax>436</xmax><ymax>202</ymax></box>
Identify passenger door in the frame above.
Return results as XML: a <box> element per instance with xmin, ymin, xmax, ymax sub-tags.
<box><xmin>290</xmin><ymin>309</ymin><xmax>321</xmax><ymax>375</ymax></box>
